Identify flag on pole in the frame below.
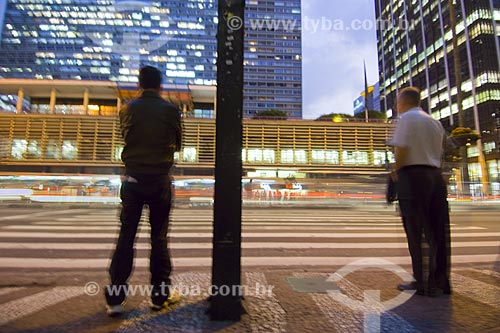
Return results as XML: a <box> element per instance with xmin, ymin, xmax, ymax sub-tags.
<box><xmin>364</xmin><ymin>60</ymin><xmax>369</xmax><ymax>123</ymax></box>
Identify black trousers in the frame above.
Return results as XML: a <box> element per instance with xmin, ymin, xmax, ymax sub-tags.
<box><xmin>398</xmin><ymin>166</ymin><xmax>451</xmax><ymax>292</ymax></box>
<box><xmin>105</xmin><ymin>174</ymin><xmax>173</xmax><ymax>306</ymax></box>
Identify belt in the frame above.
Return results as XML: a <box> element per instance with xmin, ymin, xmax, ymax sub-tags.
<box><xmin>400</xmin><ymin>165</ymin><xmax>440</xmax><ymax>171</ymax></box>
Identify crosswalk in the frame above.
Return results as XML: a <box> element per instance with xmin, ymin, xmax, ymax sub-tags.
<box><xmin>0</xmin><ymin>208</ymin><xmax>498</xmax><ymax>268</ymax></box>
<box><xmin>0</xmin><ymin>208</ymin><xmax>499</xmax><ymax>331</ymax></box>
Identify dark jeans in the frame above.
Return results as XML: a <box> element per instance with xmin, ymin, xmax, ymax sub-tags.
<box><xmin>398</xmin><ymin>166</ymin><xmax>451</xmax><ymax>292</ymax></box>
<box><xmin>105</xmin><ymin>174</ymin><xmax>173</xmax><ymax>306</ymax></box>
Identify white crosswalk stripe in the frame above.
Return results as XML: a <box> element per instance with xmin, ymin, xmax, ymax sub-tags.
<box><xmin>0</xmin><ymin>288</ymin><xmax>25</xmax><ymax>297</ymax></box>
<box><xmin>1</xmin><ymin>225</ymin><xmax>484</xmax><ymax>231</ymax></box>
<box><xmin>0</xmin><ymin>231</ymin><xmax>498</xmax><ymax>239</ymax></box>
<box><xmin>0</xmin><ymin>209</ymin><xmax>498</xmax><ymax>269</ymax></box>
<box><xmin>0</xmin><ymin>241</ymin><xmax>497</xmax><ymax>250</ymax></box>
<box><xmin>450</xmin><ymin>273</ymin><xmax>500</xmax><ymax>308</ymax></box>
<box><xmin>0</xmin><ymin>287</ymin><xmax>85</xmax><ymax>326</ymax></box>
<box><xmin>0</xmin><ymin>208</ymin><xmax>498</xmax><ymax>330</ymax></box>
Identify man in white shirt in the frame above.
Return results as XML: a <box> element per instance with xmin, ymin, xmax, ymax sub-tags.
<box><xmin>389</xmin><ymin>87</ymin><xmax>451</xmax><ymax>296</ymax></box>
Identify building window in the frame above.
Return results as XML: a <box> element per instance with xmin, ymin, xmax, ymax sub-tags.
<box><xmin>45</xmin><ymin>139</ymin><xmax>60</xmax><ymax>159</ymax></box>
<box><xmin>263</xmin><ymin>149</ymin><xmax>275</xmax><ymax>163</ymax></box>
<box><xmin>281</xmin><ymin>149</ymin><xmax>294</xmax><ymax>164</ymax></box>
<box><xmin>11</xmin><ymin>139</ymin><xmax>27</xmax><ymax>159</ymax></box>
<box><xmin>343</xmin><ymin>151</ymin><xmax>369</xmax><ymax>165</ymax></box>
<box><xmin>311</xmin><ymin>150</ymin><xmax>339</xmax><ymax>165</ymax></box>
<box><xmin>182</xmin><ymin>147</ymin><xmax>197</xmax><ymax>162</ymax></box>
<box><xmin>113</xmin><ymin>146</ymin><xmax>123</xmax><ymax>162</ymax></box>
<box><xmin>26</xmin><ymin>140</ymin><xmax>41</xmax><ymax>159</ymax></box>
<box><xmin>373</xmin><ymin>151</ymin><xmax>387</xmax><ymax>166</ymax></box>
<box><xmin>61</xmin><ymin>140</ymin><xmax>77</xmax><ymax>160</ymax></box>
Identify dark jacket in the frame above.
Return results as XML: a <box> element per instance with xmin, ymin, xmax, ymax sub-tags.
<box><xmin>119</xmin><ymin>90</ymin><xmax>182</xmax><ymax>175</ymax></box>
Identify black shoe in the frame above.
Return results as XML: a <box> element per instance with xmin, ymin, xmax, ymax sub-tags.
<box><xmin>397</xmin><ymin>282</ymin><xmax>425</xmax><ymax>295</ymax></box>
<box><xmin>440</xmin><ymin>286</ymin><xmax>452</xmax><ymax>295</ymax></box>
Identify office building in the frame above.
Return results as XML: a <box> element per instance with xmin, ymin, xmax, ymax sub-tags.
<box><xmin>353</xmin><ymin>82</ymin><xmax>381</xmax><ymax>116</ymax></box>
<box><xmin>375</xmin><ymin>0</ymin><xmax>500</xmax><ymax>183</ymax></box>
<box><xmin>244</xmin><ymin>0</ymin><xmax>302</xmax><ymax>118</ymax></box>
<box><xmin>0</xmin><ymin>101</ymin><xmax>394</xmax><ymax>177</ymax></box>
<box><xmin>0</xmin><ymin>0</ymin><xmax>302</xmax><ymax>118</ymax></box>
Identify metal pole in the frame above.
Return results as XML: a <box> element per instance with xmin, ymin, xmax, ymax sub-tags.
<box><xmin>389</xmin><ymin>0</ymin><xmax>399</xmax><ymax>97</ymax></box>
<box><xmin>49</xmin><ymin>88</ymin><xmax>57</xmax><ymax>114</ymax></box>
<box><xmin>83</xmin><ymin>88</ymin><xmax>89</xmax><ymax>115</ymax></box>
<box><xmin>376</xmin><ymin>0</ymin><xmax>389</xmax><ymax>114</ymax></box>
<box><xmin>437</xmin><ymin>0</ymin><xmax>454</xmax><ymax>126</ymax></box>
<box><xmin>402</xmin><ymin>0</ymin><xmax>413</xmax><ymax>86</ymax></box>
<box><xmin>16</xmin><ymin>88</ymin><xmax>23</xmax><ymax>114</ymax></box>
<box><xmin>448</xmin><ymin>0</ymin><xmax>470</xmax><ymax>196</ymax></box>
<box><xmin>460</xmin><ymin>0</ymin><xmax>490</xmax><ymax>196</ymax></box>
<box><xmin>210</xmin><ymin>0</ymin><xmax>245</xmax><ymax>321</ymax></box>
<box><xmin>489</xmin><ymin>0</ymin><xmax>500</xmax><ymax>74</ymax></box>
<box><xmin>418</xmin><ymin>0</ymin><xmax>432</xmax><ymax>112</ymax></box>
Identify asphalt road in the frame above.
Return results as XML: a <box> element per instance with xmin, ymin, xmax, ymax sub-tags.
<box><xmin>0</xmin><ymin>207</ymin><xmax>498</xmax><ymax>333</ymax></box>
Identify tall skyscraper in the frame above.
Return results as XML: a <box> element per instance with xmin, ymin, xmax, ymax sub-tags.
<box><xmin>244</xmin><ymin>0</ymin><xmax>302</xmax><ymax>118</ymax></box>
<box><xmin>375</xmin><ymin>0</ymin><xmax>500</xmax><ymax>181</ymax></box>
<box><xmin>0</xmin><ymin>0</ymin><xmax>302</xmax><ymax>118</ymax></box>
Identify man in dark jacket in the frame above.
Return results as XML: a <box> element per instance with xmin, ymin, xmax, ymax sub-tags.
<box><xmin>105</xmin><ymin>66</ymin><xmax>182</xmax><ymax>316</ymax></box>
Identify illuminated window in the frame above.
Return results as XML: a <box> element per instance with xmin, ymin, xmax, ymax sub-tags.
<box><xmin>281</xmin><ymin>149</ymin><xmax>294</xmax><ymax>164</ymax></box>
<box><xmin>343</xmin><ymin>151</ymin><xmax>369</xmax><ymax>165</ymax></box>
<box><xmin>27</xmin><ymin>140</ymin><xmax>41</xmax><ymax>159</ymax></box>
<box><xmin>247</xmin><ymin>149</ymin><xmax>262</xmax><ymax>163</ymax></box>
<box><xmin>373</xmin><ymin>151</ymin><xmax>388</xmax><ymax>166</ymax></box>
<box><xmin>62</xmin><ymin>141</ymin><xmax>77</xmax><ymax>160</ymax></box>
<box><xmin>263</xmin><ymin>149</ymin><xmax>275</xmax><ymax>163</ymax></box>
<box><xmin>113</xmin><ymin>146</ymin><xmax>123</xmax><ymax>162</ymax></box>
<box><xmin>295</xmin><ymin>150</ymin><xmax>307</xmax><ymax>164</ymax></box>
<box><xmin>11</xmin><ymin>139</ymin><xmax>27</xmax><ymax>159</ymax></box>
<box><xmin>182</xmin><ymin>147</ymin><xmax>197</xmax><ymax>162</ymax></box>
<box><xmin>45</xmin><ymin>140</ymin><xmax>60</xmax><ymax>159</ymax></box>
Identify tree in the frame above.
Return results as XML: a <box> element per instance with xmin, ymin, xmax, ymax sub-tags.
<box><xmin>315</xmin><ymin>113</ymin><xmax>353</xmax><ymax>122</ymax></box>
<box><xmin>354</xmin><ymin>110</ymin><xmax>387</xmax><ymax>120</ymax></box>
<box><xmin>253</xmin><ymin>109</ymin><xmax>287</xmax><ymax>120</ymax></box>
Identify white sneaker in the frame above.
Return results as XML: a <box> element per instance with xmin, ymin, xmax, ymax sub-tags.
<box><xmin>151</xmin><ymin>291</ymin><xmax>181</xmax><ymax>311</ymax></box>
<box><xmin>106</xmin><ymin>303</ymin><xmax>125</xmax><ymax>317</ymax></box>
<box><xmin>167</xmin><ymin>290</ymin><xmax>181</xmax><ymax>305</ymax></box>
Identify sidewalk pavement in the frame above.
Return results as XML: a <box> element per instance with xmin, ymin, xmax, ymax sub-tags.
<box><xmin>1</xmin><ymin>264</ymin><xmax>499</xmax><ymax>333</ymax></box>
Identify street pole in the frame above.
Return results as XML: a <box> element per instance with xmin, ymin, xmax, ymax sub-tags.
<box><xmin>460</xmin><ymin>0</ymin><xmax>490</xmax><ymax>196</ymax></box>
<box><xmin>448</xmin><ymin>0</ymin><xmax>470</xmax><ymax>197</ymax></box>
<box><xmin>210</xmin><ymin>0</ymin><xmax>245</xmax><ymax>321</ymax></box>
<box><xmin>364</xmin><ymin>60</ymin><xmax>369</xmax><ymax>123</ymax></box>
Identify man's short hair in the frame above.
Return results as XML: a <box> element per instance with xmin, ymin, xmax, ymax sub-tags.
<box><xmin>398</xmin><ymin>87</ymin><xmax>421</xmax><ymax>107</ymax></box>
<box><xmin>139</xmin><ymin>66</ymin><xmax>162</xmax><ymax>90</ymax></box>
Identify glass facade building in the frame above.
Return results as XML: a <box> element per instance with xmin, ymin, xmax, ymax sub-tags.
<box><xmin>244</xmin><ymin>0</ymin><xmax>302</xmax><ymax>118</ymax></box>
<box><xmin>375</xmin><ymin>0</ymin><xmax>500</xmax><ymax>182</ymax></box>
<box><xmin>353</xmin><ymin>82</ymin><xmax>381</xmax><ymax>115</ymax></box>
<box><xmin>0</xmin><ymin>0</ymin><xmax>302</xmax><ymax>118</ymax></box>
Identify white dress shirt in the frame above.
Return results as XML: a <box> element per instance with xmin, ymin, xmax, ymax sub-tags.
<box><xmin>388</xmin><ymin>107</ymin><xmax>445</xmax><ymax>168</ymax></box>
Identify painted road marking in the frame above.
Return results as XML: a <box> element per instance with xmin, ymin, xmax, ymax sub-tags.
<box><xmin>0</xmin><ymin>255</ymin><xmax>497</xmax><ymax>269</ymax></box>
<box><xmin>0</xmin><ymin>241</ymin><xmax>497</xmax><ymax>251</ymax></box>
<box><xmin>0</xmin><ymin>231</ymin><xmax>497</xmax><ymax>238</ymax></box>
<box><xmin>0</xmin><ymin>287</ymin><xmax>84</xmax><ymax>326</ymax></box>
